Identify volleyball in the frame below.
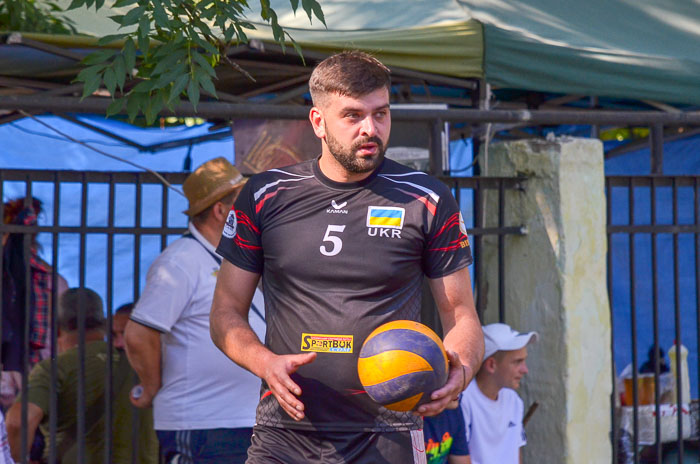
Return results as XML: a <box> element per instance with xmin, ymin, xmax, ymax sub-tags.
<box><xmin>357</xmin><ymin>320</ymin><xmax>449</xmax><ymax>412</ymax></box>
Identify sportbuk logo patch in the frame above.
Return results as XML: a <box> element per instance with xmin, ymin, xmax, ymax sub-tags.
<box><xmin>301</xmin><ymin>333</ymin><xmax>353</xmax><ymax>353</ymax></box>
<box><xmin>366</xmin><ymin>206</ymin><xmax>405</xmax><ymax>229</ymax></box>
<box><xmin>222</xmin><ymin>209</ymin><xmax>237</xmax><ymax>238</ymax></box>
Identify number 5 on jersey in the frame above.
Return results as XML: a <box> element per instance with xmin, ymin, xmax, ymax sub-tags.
<box><xmin>320</xmin><ymin>225</ymin><xmax>346</xmax><ymax>257</ymax></box>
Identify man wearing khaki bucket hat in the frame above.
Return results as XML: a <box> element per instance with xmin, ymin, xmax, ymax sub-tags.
<box><xmin>124</xmin><ymin>157</ymin><xmax>267</xmax><ymax>463</ymax></box>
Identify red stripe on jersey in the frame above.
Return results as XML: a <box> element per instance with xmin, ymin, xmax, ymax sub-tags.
<box><xmin>255</xmin><ymin>185</ymin><xmax>301</xmax><ymax>214</ymax></box>
<box><xmin>428</xmin><ymin>212</ymin><xmax>460</xmax><ymax>242</ymax></box>
<box><xmin>234</xmin><ymin>235</ymin><xmax>262</xmax><ymax>250</ymax></box>
<box><xmin>256</xmin><ymin>191</ymin><xmax>279</xmax><ymax>213</ymax></box>
<box><xmin>395</xmin><ymin>188</ymin><xmax>437</xmax><ymax>216</ymax></box>
<box><xmin>236</xmin><ymin>210</ymin><xmax>260</xmax><ymax>235</ymax></box>
<box><xmin>427</xmin><ymin>212</ymin><xmax>468</xmax><ymax>252</ymax></box>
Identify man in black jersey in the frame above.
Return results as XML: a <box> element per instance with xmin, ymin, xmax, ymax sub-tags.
<box><xmin>211</xmin><ymin>51</ymin><xmax>484</xmax><ymax>464</ymax></box>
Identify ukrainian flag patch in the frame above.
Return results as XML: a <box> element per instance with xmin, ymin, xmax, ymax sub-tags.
<box><xmin>366</xmin><ymin>206</ymin><xmax>405</xmax><ymax>229</ymax></box>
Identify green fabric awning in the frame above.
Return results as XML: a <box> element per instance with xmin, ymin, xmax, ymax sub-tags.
<box><xmin>246</xmin><ymin>19</ymin><xmax>483</xmax><ymax>79</ymax></box>
<box><xmin>458</xmin><ymin>0</ymin><xmax>700</xmax><ymax>105</ymax></box>
<box><xmin>4</xmin><ymin>0</ymin><xmax>700</xmax><ymax>105</ymax></box>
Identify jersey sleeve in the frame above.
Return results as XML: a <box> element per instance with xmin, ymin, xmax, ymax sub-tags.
<box><xmin>216</xmin><ymin>180</ymin><xmax>264</xmax><ymax>273</ymax></box>
<box><xmin>25</xmin><ymin>360</ymin><xmax>52</xmax><ymax>416</ymax></box>
<box><xmin>450</xmin><ymin>407</ymin><xmax>470</xmax><ymax>456</ymax></box>
<box><xmin>130</xmin><ymin>257</ymin><xmax>193</xmax><ymax>333</ymax></box>
<box><xmin>422</xmin><ymin>188</ymin><xmax>473</xmax><ymax>279</ymax></box>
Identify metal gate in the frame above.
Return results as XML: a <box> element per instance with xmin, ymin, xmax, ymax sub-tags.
<box><xmin>0</xmin><ymin>168</ymin><xmax>525</xmax><ymax>463</ymax></box>
<box><xmin>607</xmin><ymin>175</ymin><xmax>700</xmax><ymax>464</ymax></box>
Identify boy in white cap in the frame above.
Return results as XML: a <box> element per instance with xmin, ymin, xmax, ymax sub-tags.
<box><xmin>459</xmin><ymin>323</ymin><xmax>538</xmax><ymax>464</ymax></box>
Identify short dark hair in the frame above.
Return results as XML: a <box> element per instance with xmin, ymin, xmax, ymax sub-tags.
<box><xmin>58</xmin><ymin>288</ymin><xmax>105</xmax><ymax>331</ymax></box>
<box><xmin>115</xmin><ymin>302</ymin><xmax>134</xmax><ymax>316</ymax></box>
<box><xmin>309</xmin><ymin>51</ymin><xmax>391</xmax><ymax>107</ymax></box>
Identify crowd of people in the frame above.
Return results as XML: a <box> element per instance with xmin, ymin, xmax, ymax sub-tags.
<box><xmin>1</xmin><ymin>51</ymin><xmax>540</xmax><ymax>464</ymax></box>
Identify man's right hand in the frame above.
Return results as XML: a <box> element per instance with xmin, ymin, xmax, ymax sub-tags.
<box><xmin>262</xmin><ymin>352</ymin><xmax>317</xmax><ymax>421</ymax></box>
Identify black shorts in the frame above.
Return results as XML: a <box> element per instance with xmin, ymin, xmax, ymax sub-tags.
<box><xmin>246</xmin><ymin>425</ymin><xmax>427</xmax><ymax>464</ymax></box>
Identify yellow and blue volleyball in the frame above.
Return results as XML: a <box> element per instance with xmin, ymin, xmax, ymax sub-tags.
<box><xmin>357</xmin><ymin>320</ymin><xmax>449</xmax><ymax>412</ymax></box>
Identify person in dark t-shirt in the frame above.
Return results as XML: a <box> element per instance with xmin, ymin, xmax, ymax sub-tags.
<box><xmin>210</xmin><ymin>51</ymin><xmax>484</xmax><ymax>464</ymax></box>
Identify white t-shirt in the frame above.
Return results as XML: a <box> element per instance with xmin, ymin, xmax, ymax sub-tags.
<box><xmin>131</xmin><ymin>223</ymin><xmax>266</xmax><ymax>431</ymax></box>
<box><xmin>460</xmin><ymin>380</ymin><xmax>526</xmax><ymax>464</ymax></box>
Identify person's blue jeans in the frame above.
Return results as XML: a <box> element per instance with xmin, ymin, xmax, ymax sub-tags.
<box><xmin>157</xmin><ymin>428</ymin><xmax>252</xmax><ymax>464</ymax></box>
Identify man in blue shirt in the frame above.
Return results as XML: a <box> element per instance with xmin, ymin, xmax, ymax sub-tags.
<box><xmin>424</xmin><ymin>404</ymin><xmax>470</xmax><ymax>464</ymax></box>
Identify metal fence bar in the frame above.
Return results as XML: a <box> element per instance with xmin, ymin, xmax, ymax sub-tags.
<box><xmin>20</xmin><ymin>184</ymin><xmax>32</xmax><ymax>464</ymax></box>
<box><xmin>672</xmin><ymin>179</ymin><xmax>684</xmax><ymax>463</ymax></box>
<box><xmin>607</xmin><ymin>178</ymin><xmax>619</xmax><ymax>464</ymax></box>
<box><xmin>0</xmin><ymin>169</ymin><xmax>190</xmax><ymax>184</ymax></box>
<box><xmin>105</xmin><ymin>175</ymin><xmax>116</xmax><ymax>464</ymax></box>
<box><xmin>1</xmin><ymin>225</ymin><xmax>191</xmax><ymax>235</ymax></box>
<box><xmin>650</xmin><ymin>178</ymin><xmax>663</xmax><ymax>460</ymax></box>
<box><xmin>48</xmin><ymin>174</ymin><xmax>60</xmax><ymax>464</ymax></box>
<box><xmin>608</xmin><ymin>224</ymin><xmax>700</xmax><ymax>234</ymax></box>
<box><xmin>1</xmin><ymin>222</ymin><xmax>527</xmax><ymax>238</ymax></box>
<box><xmin>628</xmin><ymin>179</ymin><xmax>640</xmax><ymax>464</ymax></box>
<box><xmin>131</xmin><ymin>174</ymin><xmax>142</xmax><ymax>464</ymax></box>
<box><xmin>6</xmin><ymin>95</ymin><xmax>700</xmax><ymax>125</ymax></box>
<box><xmin>77</xmin><ymin>174</ymin><xmax>88</xmax><ymax>464</ymax></box>
<box><xmin>498</xmin><ymin>179</ymin><xmax>505</xmax><ymax>323</ymax></box>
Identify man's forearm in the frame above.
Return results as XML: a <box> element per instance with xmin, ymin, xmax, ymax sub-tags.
<box><xmin>443</xmin><ymin>309</ymin><xmax>483</xmax><ymax>384</ymax></box>
<box><xmin>430</xmin><ymin>268</ymin><xmax>484</xmax><ymax>386</ymax></box>
<box><xmin>210</xmin><ymin>261</ymin><xmax>275</xmax><ymax>379</ymax></box>
<box><xmin>210</xmin><ymin>298</ymin><xmax>274</xmax><ymax>379</ymax></box>
<box><xmin>6</xmin><ymin>402</ymin><xmax>42</xmax><ymax>461</ymax></box>
<box><xmin>124</xmin><ymin>322</ymin><xmax>162</xmax><ymax>395</ymax></box>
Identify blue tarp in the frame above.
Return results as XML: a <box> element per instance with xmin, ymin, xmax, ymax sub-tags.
<box><xmin>1</xmin><ymin>115</ymin><xmax>232</xmax><ymax>308</ymax></box>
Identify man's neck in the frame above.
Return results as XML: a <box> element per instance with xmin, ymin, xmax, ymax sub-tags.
<box><xmin>192</xmin><ymin>221</ymin><xmax>220</xmax><ymax>248</ymax></box>
<box><xmin>318</xmin><ymin>152</ymin><xmax>375</xmax><ymax>184</ymax></box>
<box><xmin>475</xmin><ymin>372</ymin><xmax>502</xmax><ymax>401</ymax></box>
<box><xmin>59</xmin><ymin>330</ymin><xmax>105</xmax><ymax>353</ymax></box>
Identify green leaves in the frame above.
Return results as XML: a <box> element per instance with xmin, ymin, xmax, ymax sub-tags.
<box><xmin>67</xmin><ymin>0</ymin><xmax>324</xmax><ymax>124</ymax></box>
<box><xmin>301</xmin><ymin>0</ymin><xmax>325</xmax><ymax>26</ymax></box>
<box><xmin>0</xmin><ymin>0</ymin><xmax>78</xmax><ymax>34</ymax></box>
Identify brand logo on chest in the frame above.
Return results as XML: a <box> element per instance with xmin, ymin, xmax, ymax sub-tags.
<box><xmin>326</xmin><ymin>199</ymin><xmax>348</xmax><ymax>214</ymax></box>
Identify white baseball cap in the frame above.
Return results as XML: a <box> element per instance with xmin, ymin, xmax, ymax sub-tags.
<box><xmin>483</xmin><ymin>323</ymin><xmax>539</xmax><ymax>360</ymax></box>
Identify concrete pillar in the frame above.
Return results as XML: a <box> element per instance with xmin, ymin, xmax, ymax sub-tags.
<box><xmin>478</xmin><ymin>136</ymin><xmax>612</xmax><ymax>464</ymax></box>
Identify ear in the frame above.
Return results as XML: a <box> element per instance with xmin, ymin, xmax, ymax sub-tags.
<box><xmin>214</xmin><ymin>201</ymin><xmax>230</xmax><ymax>222</ymax></box>
<box><xmin>484</xmin><ymin>357</ymin><xmax>497</xmax><ymax>374</ymax></box>
<box><xmin>309</xmin><ymin>106</ymin><xmax>326</xmax><ymax>140</ymax></box>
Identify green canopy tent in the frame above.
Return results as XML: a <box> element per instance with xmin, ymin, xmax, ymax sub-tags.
<box><xmin>1</xmin><ymin>0</ymin><xmax>700</xmax><ymax>137</ymax></box>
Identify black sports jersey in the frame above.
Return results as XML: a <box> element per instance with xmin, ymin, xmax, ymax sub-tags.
<box><xmin>217</xmin><ymin>157</ymin><xmax>473</xmax><ymax>432</ymax></box>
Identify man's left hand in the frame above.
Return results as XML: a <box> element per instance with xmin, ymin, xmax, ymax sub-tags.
<box><xmin>415</xmin><ymin>350</ymin><xmax>469</xmax><ymax>417</ymax></box>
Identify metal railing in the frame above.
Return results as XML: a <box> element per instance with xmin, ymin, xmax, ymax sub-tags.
<box><xmin>0</xmin><ymin>168</ymin><xmax>526</xmax><ymax>463</ymax></box>
<box><xmin>607</xmin><ymin>175</ymin><xmax>700</xmax><ymax>464</ymax></box>
<box><xmin>0</xmin><ymin>169</ymin><xmax>189</xmax><ymax>464</ymax></box>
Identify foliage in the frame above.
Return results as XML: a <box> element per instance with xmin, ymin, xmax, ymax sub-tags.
<box><xmin>70</xmin><ymin>0</ymin><xmax>325</xmax><ymax>124</ymax></box>
<box><xmin>0</xmin><ymin>0</ymin><xmax>77</xmax><ymax>34</ymax></box>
